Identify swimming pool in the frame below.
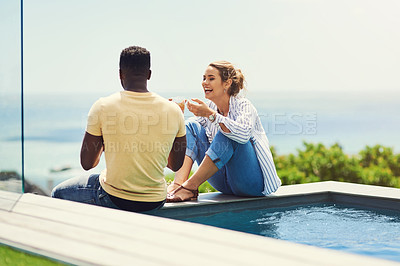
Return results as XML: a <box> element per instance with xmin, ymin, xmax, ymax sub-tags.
<box><xmin>183</xmin><ymin>203</ymin><xmax>400</xmax><ymax>262</ymax></box>
<box><xmin>153</xmin><ymin>181</ymin><xmax>400</xmax><ymax>264</ymax></box>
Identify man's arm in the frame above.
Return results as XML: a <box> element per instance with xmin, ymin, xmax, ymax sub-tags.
<box><xmin>80</xmin><ymin>132</ymin><xmax>104</xmax><ymax>171</ymax></box>
<box><xmin>167</xmin><ymin>135</ymin><xmax>186</xmax><ymax>172</ymax></box>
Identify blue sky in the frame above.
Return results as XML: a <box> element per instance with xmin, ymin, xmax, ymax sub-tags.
<box><xmin>1</xmin><ymin>0</ymin><xmax>400</xmax><ymax>96</ymax></box>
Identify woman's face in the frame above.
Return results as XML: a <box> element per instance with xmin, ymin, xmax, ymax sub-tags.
<box><xmin>202</xmin><ymin>66</ymin><xmax>229</xmax><ymax>100</ymax></box>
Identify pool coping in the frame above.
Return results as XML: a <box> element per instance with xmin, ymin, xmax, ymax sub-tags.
<box><xmin>0</xmin><ymin>181</ymin><xmax>399</xmax><ymax>265</ymax></box>
<box><xmin>152</xmin><ymin>181</ymin><xmax>400</xmax><ymax>218</ymax></box>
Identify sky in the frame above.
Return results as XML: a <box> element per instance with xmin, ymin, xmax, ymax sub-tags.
<box><xmin>1</xmin><ymin>0</ymin><xmax>399</xmax><ymax>187</ymax></box>
<box><xmin>1</xmin><ymin>0</ymin><xmax>400</xmax><ymax>97</ymax></box>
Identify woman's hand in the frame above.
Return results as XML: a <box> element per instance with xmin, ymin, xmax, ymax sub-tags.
<box><xmin>187</xmin><ymin>98</ymin><xmax>214</xmax><ymax>117</ymax></box>
<box><xmin>168</xmin><ymin>98</ymin><xmax>186</xmax><ymax>113</ymax></box>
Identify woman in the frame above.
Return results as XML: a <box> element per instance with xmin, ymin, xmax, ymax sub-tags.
<box><xmin>167</xmin><ymin>61</ymin><xmax>281</xmax><ymax>202</ymax></box>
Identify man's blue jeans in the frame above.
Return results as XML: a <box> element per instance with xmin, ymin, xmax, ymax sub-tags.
<box><xmin>51</xmin><ymin>174</ymin><xmax>165</xmax><ymax>212</ymax></box>
<box><xmin>52</xmin><ymin>174</ymin><xmax>119</xmax><ymax>208</ymax></box>
<box><xmin>186</xmin><ymin>120</ymin><xmax>264</xmax><ymax>196</ymax></box>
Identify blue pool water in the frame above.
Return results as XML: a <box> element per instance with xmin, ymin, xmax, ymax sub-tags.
<box><xmin>184</xmin><ymin>204</ymin><xmax>400</xmax><ymax>262</ymax></box>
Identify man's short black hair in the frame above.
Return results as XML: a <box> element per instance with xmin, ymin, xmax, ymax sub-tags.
<box><xmin>119</xmin><ymin>46</ymin><xmax>150</xmax><ymax>75</ymax></box>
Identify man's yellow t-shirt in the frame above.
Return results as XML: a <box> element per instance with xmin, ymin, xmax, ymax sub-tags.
<box><xmin>86</xmin><ymin>91</ymin><xmax>186</xmax><ymax>202</ymax></box>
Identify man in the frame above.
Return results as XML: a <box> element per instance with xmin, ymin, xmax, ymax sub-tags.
<box><xmin>52</xmin><ymin>46</ymin><xmax>186</xmax><ymax>212</ymax></box>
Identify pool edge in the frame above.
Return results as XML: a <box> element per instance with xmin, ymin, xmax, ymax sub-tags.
<box><xmin>151</xmin><ymin>181</ymin><xmax>400</xmax><ymax>218</ymax></box>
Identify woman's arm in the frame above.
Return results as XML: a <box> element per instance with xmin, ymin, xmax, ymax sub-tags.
<box><xmin>187</xmin><ymin>98</ymin><xmax>256</xmax><ymax>144</ymax></box>
<box><xmin>214</xmin><ymin>100</ymin><xmax>255</xmax><ymax>144</ymax></box>
<box><xmin>219</xmin><ymin>123</ymin><xmax>231</xmax><ymax>133</ymax></box>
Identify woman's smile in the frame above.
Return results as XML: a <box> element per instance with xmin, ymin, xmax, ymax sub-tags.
<box><xmin>202</xmin><ymin>66</ymin><xmax>224</xmax><ymax>99</ymax></box>
<box><xmin>204</xmin><ymin>88</ymin><xmax>213</xmax><ymax>95</ymax></box>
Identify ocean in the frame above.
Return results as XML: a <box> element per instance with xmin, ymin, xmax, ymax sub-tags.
<box><xmin>1</xmin><ymin>90</ymin><xmax>399</xmax><ymax>193</ymax></box>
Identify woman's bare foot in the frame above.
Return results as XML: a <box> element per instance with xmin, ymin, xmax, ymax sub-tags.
<box><xmin>167</xmin><ymin>156</ymin><xmax>194</xmax><ymax>194</ymax></box>
<box><xmin>166</xmin><ymin>185</ymin><xmax>199</xmax><ymax>202</ymax></box>
<box><xmin>167</xmin><ymin>181</ymin><xmax>182</xmax><ymax>194</ymax></box>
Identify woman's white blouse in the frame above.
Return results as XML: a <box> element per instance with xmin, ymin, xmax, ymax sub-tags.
<box><xmin>194</xmin><ymin>96</ymin><xmax>281</xmax><ymax>195</ymax></box>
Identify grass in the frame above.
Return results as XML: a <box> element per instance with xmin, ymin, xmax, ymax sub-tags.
<box><xmin>0</xmin><ymin>245</ymin><xmax>66</xmax><ymax>266</ymax></box>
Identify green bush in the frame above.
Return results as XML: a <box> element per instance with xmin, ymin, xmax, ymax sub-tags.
<box><xmin>359</xmin><ymin>145</ymin><xmax>400</xmax><ymax>177</ymax></box>
<box><xmin>274</xmin><ymin>142</ymin><xmax>400</xmax><ymax>188</ymax></box>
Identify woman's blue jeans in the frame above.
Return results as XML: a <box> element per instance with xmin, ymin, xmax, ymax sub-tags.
<box><xmin>186</xmin><ymin>120</ymin><xmax>264</xmax><ymax>196</ymax></box>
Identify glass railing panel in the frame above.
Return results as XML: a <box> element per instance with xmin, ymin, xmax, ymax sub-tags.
<box><xmin>0</xmin><ymin>1</ymin><xmax>23</xmax><ymax>198</ymax></box>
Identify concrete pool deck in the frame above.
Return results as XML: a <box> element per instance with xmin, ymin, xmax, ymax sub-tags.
<box><xmin>155</xmin><ymin>181</ymin><xmax>400</xmax><ymax>218</ymax></box>
<box><xmin>0</xmin><ymin>181</ymin><xmax>399</xmax><ymax>265</ymax></box>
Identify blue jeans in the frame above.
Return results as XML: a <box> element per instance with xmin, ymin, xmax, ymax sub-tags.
<box><xmin>186</xmin><ymin>120</ymin><xmax>264</xmax><ymax>196</ymax></box>
<box><xmin>51</xmin><ymin>174</ymin><xmax>165</xmax><ymax>212</ymax></box>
